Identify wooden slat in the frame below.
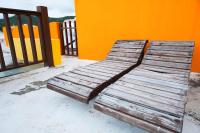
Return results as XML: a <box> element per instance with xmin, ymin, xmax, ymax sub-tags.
<box><xmin>114</xmin><ymin>42</ymin><xmax>143</xmax><ymax>48</ymax></box>
<box><xmin>130</xmin><ymin>70</ymin><xmax>188</xmax><ymax>85</ymax></box>
<box><xmin>113</xmin><ymin>44</ymin><xmax>144</xmax><ymax>49</ymax></box>
<box><xmin>106</xmin><ymin>85</ymin><xmax>185</xmax><ymax>109</ymax></box>
<box><xmin>93</xmin><ymin>61</ymin><xmax>131</xmax><ymax>69</ymax></box>
<box><xmin>95</xmin><ymin>64</ymin><xmax>129</xmax><ymax>70</ymax></box>
<box><xmin>101</xmin><ymin>60</ymin><xmax>133</xmax><ymax>66</ymax></box>
<box><xmin>0</xmin><ymin>43</ymin><xmax>6</xmax><ymax>70</ymax></box>
<box><xmin>142</xmin><ymin>60</ymin><xmax>190</xmax><ymax>70</ymax></box>
<box><xmin>122</xmin><ymin>75</ymin><xmax>188</xmax><ymax>90</ymax></box>
<box><xmin>95</xmin><ymin>95</ymin><xmax>182</xmax><ymax>132</ymax></box>
<box><xmin>94</xmin><ymin>61</ymin><xmax>130</xmax><ymax>68</ymax></box>
<box><xmin>139</xmin><ymin>65</ymin><xmax>189</xmax><ymax>76</ymax></box>
<box><xmin>16</xmin><ymin>14</ymin><xmax>29</xmax><ymax>65</ymax></box>
<box><xmin>87</xmin><ymin>64</ymin><xmax>124</xmax><ymax>73</ymax></box>
<box><xmin>56</xmin><ymin>74</ymin><xmax>99</xmax><ymax>88</ymax></box>
<box><xmin>64</xmin><ymin>72</ymin><xmax>104</xmax><ymax>84</ymax></box>
<box><xmin>27</xmin><ymin>15</ymin><xmax>38</xmax><ymax>63</ymax></box>
<box><xmin>69</xmin><ymin>21</ymin><xmax>74</xmax><ymax>55</ymax></box>
<box><xmin>48</xmin><ymin>78</ymin><xmax>92</xmax><ymax>97</ymax></box>
<box><xmin>114</xmin><ymin>81</ymin><xmax>186</xmax><ymax>101</ymax></box>
<box><xmin>77</xmin><ymin>67</ymin><xmax>114</xmax><ymax>77</ymax></box>
<box><xmin>144</xmin><ymin>55</ymin><xmax>192</xmax><ymax>64</ymax></box>
<box><xmin>108</xmin><ymin>52</ymin><xmax>141</xmax><ymax>58</ymax></box>
<box><xmin>151</xmin><ymin>41</ymin><xmax>194</xmax><ymax>47</ymax></box>
<box><xmin>3</xmin><ymin>13</ymin><xmax>18</xmax><ymax>66</ymax></box>
<box><xmin>133</xmin><ymin>68</ymin><xmax>187</xmax><ymax>81</ymax></box>
<box><xmin>111</xmin><ymin>48</ymin><xmax>143</xmax><ymax>53</ymax></box>
<box><xmin>118</xmin><ymin>77</ymin><xmax>186</xmax><ymax>96</ymax></box>
<box><xmin>151</xmin><ymin>45</ymin><xmax>193</xmax><ymax>52</ymax></box>
<box><xmin>98</xmin><ymin>60</ymin><xmax>133</xmax><ymax>66</ymax></box>
<box><xmin>107</xmin><ymin>56</ymin><xmax>137</xmax><ymax>63</ymax></box>
<box><xmin>111</xmin><ymin>47</ymin><xmax>143</xmax><ymax>52</ymax></box>
<box><xmin>71</xmin><ymin>70</ymin><xmax>111</xmax><ymax>81</ymax></box>
<box><xmin>80</xmin><ymin>66</ymin><xmax>119</xmax><ymax>75</ymax></box>
<box><xmin>102</xmin><ymin>87</ymin><xmax>184</xmax><ymax>117</ymax></box>
<box><xmin>147</xmin><ymin>49</ymin><xmax>192</xmax><ymax>58</ymax></box>
<box><xmin>116</xmin><ymin>40</ymin><xmax>146</xmax><ymax>44</ymax></box>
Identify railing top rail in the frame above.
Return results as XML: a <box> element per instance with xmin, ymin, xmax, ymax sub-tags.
<box><xmin>0</xmin><ymin>7</ymin><xmax>41</xmax><ymax>16</ymax></box>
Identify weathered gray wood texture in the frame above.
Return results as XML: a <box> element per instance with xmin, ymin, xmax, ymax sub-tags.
<box><xmin>94</xmin><ymin>41</ymin><xmax>194</xmax><ymax>133</ymax></box>
<box><xmin>47</xmin><ymin>40</ymin><xmax>147</xmax><ymax>103</ymax></box>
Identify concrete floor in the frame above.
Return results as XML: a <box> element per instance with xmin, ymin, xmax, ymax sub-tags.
<box><xmin>0</xmin><ymin>57</ymin><xmax>200</xmax><ymax>133</ymax></box>
<box><xmin>186</xmin><ymin>73</ymin><xmax>200</xmax><ymax>123</ymax></box>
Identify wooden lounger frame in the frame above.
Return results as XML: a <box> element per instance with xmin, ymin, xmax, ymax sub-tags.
<box><xmin>47</xmin><ymin>40</ymin><xmax>148</xmax><ymax>103</ymax></box>
<box><xmin>94</xmin><ymin>41</ymin><xmax>194</xmax><ymax>133</ymax></box>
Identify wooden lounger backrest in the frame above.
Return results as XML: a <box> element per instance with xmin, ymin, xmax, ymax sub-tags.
<box><xmin>141</xmin><ymin>41</ymin><xmax>195</xmax><ymax>77</ymax></box>
<box><xmin>106</xmin><ymin>40</ymin><xmax>148</xmax><ymax>63</ymax></box>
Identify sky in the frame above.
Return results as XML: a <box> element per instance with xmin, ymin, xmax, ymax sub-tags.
<box><xmin>0</xmin><ymin>0</ymin><xmax>75</xmax><ymax>17</ymax></box>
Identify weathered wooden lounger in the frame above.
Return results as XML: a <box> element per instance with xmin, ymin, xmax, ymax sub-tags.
<box><xmin>47</xmin><ymin>40</ymin><xmax>148</xmax><ymax>103</ymax></box>
<box><xmin>94</xmin><ymin>41</ymin><xmax>194</xmax><ymax>133</ymax></box>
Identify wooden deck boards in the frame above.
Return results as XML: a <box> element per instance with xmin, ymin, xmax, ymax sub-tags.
<box><xmin>47</xmin><ymin>40</ymin><xmax>147</xmax><ymax>103</ymax></box>
<box><xmin>94</xmin><ymin>41</ymin><xmax>194</xmax><ymax>133</ymax></box>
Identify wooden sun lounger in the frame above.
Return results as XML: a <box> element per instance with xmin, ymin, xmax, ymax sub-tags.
<box><xmin>47</xmin><ymin>40</ymin><xmax>148</xmax><ymax>103</ymax></box>
<box><xmin>94</xmin><ymin>41</ymin><xmax>194</xmax><ymax>133</ymax></box>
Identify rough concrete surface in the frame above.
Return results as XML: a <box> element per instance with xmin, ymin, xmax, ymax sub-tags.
<box><xmin>186</xmin><ymin>73</ymin><xmax>200</xmax><ymax>123</ymax></box>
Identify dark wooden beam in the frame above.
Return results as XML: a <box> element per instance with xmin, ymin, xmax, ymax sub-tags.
<box><xmin>69</xmin><ymin>21</ymin><xmax>74</xmax><ymax>55</ymax></box>
<box><xmin>16</xmin><ymin>14</ymin><xmax>29</xmax><ymax>65</ymax></box>
<box><xmin>59</xmin><ymin>23</ymin><xmax>65</xmax><ymax>55</ymax></box>
<box><xmin>27</xmin><ymin>15</ymin><xmax>38</xmax><ymax>63</ymax></box>
<box><xmin>37</xmin><ymin>15</ymin><xmax>46</xmax><ymax>62</ymax></box>
<box><xmin>0</xmin><ymin>43</ymin><xmax>6</xmax><ymax>70</ymax></box>
<box><xmin>74</xmin><ymin>20</ymin><xmax>78</xmax><ymax>56</ymax></box>
<box><xmin>3</xmin><ymin>13</ymin><xmax>18</xmax><ymax>66</ymax></box>
<box><xmin>37</xmin><ymin>6</ymin><xmax>54</xmax><ymax>67</ymax></box>
<box><xmin>64</xmin><ymin>22</ymin><xmax>69</xmax><ymax>55</ymax></box>
<box><xmin>0</xmin><ymin>7</ymin><xmax>40</xmax><ymax>16</ymax></box>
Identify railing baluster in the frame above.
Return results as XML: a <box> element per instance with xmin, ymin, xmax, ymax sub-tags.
<box><xmin>0</xmin><ymin>42</ymin><xmax>6</xmax><ymax>71</ymax></box>
<box><xmin>16</xmin><ymin>14</ymin><xmax>29</xmax><ymax>65</ymax></box>
<box><xmin>27</xmin><ymin>15</ymin><xmax>38</xmax><ymax>63</ymax></box>
<box><xmin>69</xmin><ymin>21</ymin><xmax>74</xmax><ymax>55</ymax></box>
<box><xmin>3</xmin><ymin>13</ymin><xmax>18</xmax><ymax>66</ymax></box>
<box><xmin>37</xmin><ymin>16</ymin><xmax>46</xmax><ymax>62</ymax></box>
<box><xmin>74</xmin><ymin>20</ymin><xmax>78</xmax><ymax>56</ymax></box>
<box><xmin>64</xmin><ymin>22</ymin><xmax>69</xmax><ymax>55</ymax></box>
<box><xmin>37</xmin><ymin>6</ymin><xmax>54</xmax><ymax>67</ymax></box>
<box><xmin>59</xmin><ymin>23</ymin><xmax>65</xmax><ymax>55</ymax></box>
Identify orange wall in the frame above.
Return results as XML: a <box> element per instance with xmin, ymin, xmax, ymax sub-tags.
<box><xmin>74</xmin><ymin>0</ymin><xmax>200</xmax><ymax>72</ymax></box>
